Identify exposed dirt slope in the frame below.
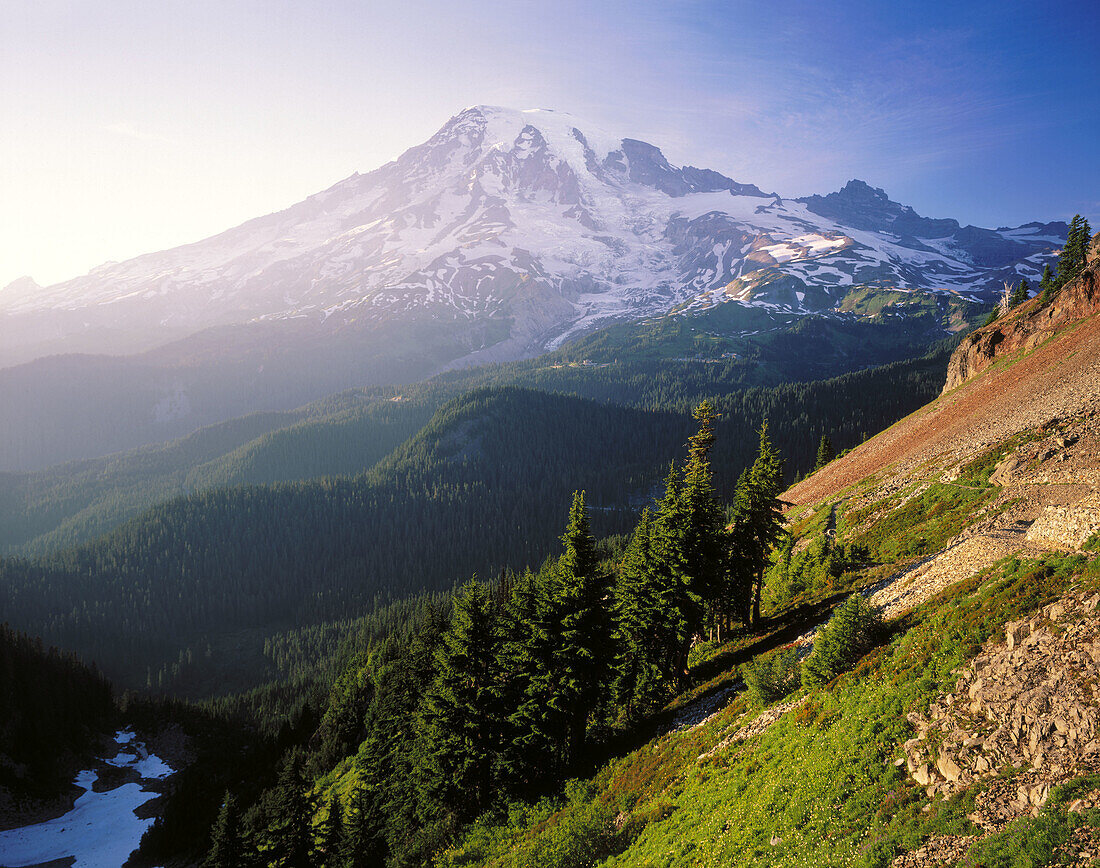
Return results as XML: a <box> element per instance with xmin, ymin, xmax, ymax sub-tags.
<box><xmin>787</xmin><ymin>245</ymin><xmax>1100</xmax><ymax>511</ymax></box>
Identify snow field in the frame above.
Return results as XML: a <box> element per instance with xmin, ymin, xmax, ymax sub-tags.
<box><xmin>0</xmin><ymin>730</ymin><xmax>174</xmax><ymax>868</ymax></box>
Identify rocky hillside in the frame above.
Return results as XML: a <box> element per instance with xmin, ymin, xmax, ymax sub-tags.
<box><xmin>787</xmin><ymin>233</ymin><xmax>1100</xmax><ymax>512</ymax></box>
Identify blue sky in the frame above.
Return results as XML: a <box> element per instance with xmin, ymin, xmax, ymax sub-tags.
<box><xmin>2</xmin><ymin>0</ymin><xmax>1097</xmax><ymax>287</ymax></box>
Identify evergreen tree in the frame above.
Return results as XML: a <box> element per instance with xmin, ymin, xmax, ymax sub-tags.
<box><xmin>1039</xmin><ymin>263</ymin><xmax>1056</xmax><ymax>305</ymax></box>
<box><xmin>204</xmin><ymin>791</ymin><xmax>250</xmax><ymax>868</ymax></box>
<box><xmin>626</xmin><ymin>403</ymin><xmax>731</xmax><ymax>684</ymax></box>
<box><xmin>553</xmin><ymin>490</ymin><xmax>613</xmax><ymax>763</ymax></box>
<box><xmin>420</xmin><ymin>579</ymin><xmax>502</xmax><ymax>823</ymax></box>
<box><xmin>813</xmin><ymin>434</ymin><xmax>835</xmax><ymax>470</ymax></box>
<box><xmin>1057</xmin><ymin>215</ymin><xmax>1090</xmax><ymax>288</ymax></box>
<box><xmin>611</xmin><ymin>509</ymin><xmax>678</xmax><ymax>717</ymax></box>
<box><xmin>498</xmin><ymin>567</ymin><xmax>561</xmax><ymax>790</ymax></box>
<box><xmin>265</xmin><ymin>750</ymin><xmax>316</xmax><ymax>868</ymax></box>
<box><xmin>647</xmin><ymin>463</ymin><xmax>699</xmax><ymax>685</ymax></box>
<box><xmin>801</xmin><ymin>593</ymin><xmax>882</xmax><ymax>688</ymax></box>
<box><xmin>315</xmin><ymin>792</ymin><xmax>346</xmax><ymax>868</ymax></box>
<box><xmin>1010</xmin><ymin>279</ymin><xmax>1030</xmax><ymax>308</ymax></box>
<box><xmin>341</xmin><ymin>785</ymin><xmax>376</xmax><ymax>868</ymax></box>
<box><xmin>679</xmin><ymin>401</ymin><xmax>729</xmax><ymax>643</ymax></box>
<box><xmin>729</xmin><ymin>421</ymin><xmax>785</xmax><ymax>625</ymax></box>
<box><xmin>504</xmin><ymin>493</ymin><xmax>612</xmax><ymax>777</ymax></box>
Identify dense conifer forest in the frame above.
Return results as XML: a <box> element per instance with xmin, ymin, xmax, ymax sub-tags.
<box><xmin>174</xmin><ymin>403</ymin><xmax>789</xmax><ymax>867</ymax></box>
<box><xmin>0</xmin><ymin>625</ymin><xmax>114</xmax><ymax>798</ymax></box>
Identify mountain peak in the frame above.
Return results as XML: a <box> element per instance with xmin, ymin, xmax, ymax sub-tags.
<box><xmin>437</xmin><ymin>104</ymin><xmax>625</xmax><ymax>164</ymax></box>
<box><xmin>0</xmin><ymin>105</ymin><xmax>1065</xmax><ymax>375</ymax></box>
<box><xmin>1</xmin><ymin>276</ymin><xmax>41</xmax><ymax>305</ymax></box>
<box><xmin>798</xmin><ymin>179</ymin><xmax>918</xmax><ymax>233</ymax></box>
<box><xmin>837</xmin><ymin>179</ymin><xmax>892</xmax><ymax>201</ymax></box>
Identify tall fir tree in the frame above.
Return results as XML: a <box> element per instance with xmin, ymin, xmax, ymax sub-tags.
<box><xmin>729</xmin><ymin>421</ymin><xmax>785</xmax><ymax>625</ymax></box>
<box><xmin>341</xmin><ymin>785</ymin><xmax>377</xmax><ymax>868</ymax></box>
<box><xmin>498</xmin><ymin>567</ymin><xmax>561</xmax><ymax>790</ymax></box>
<box><xmin>1010</xmin><ymin>279</ymin><xmax>1030</xmax><ymax>308</ymax></box>
<box><xmin>553</xmin><ymin>490</ymin><xmax>613</xmax><ymax>763</ymax></box>
<box><xmin>1039</xmin><ymin>263</ymin><xmax>1056</xmax><ymax>305</ymax></box>
<box><xmin>648</xmin><ymin>463</ymin><xmax>699</xmax><ymax>685</ymax></box>
<box><xmin>204</xmin><ymin>791</ymin><xmax>251</xmax><ymax>868</ymax></box>
<box><xmin>679</xmin><ymin>401</ymin><xmax>729</xmax><ymax>643</ymax></box>
<box><xmin>1057</xmin><ymin>215</ymin><xmax>1090</xmax><ymax>288</ymax></box>
<box><xmin>315</xmin><ymin>792</ymin><xmax>346</xmax><ymax>868</ymax></box>
<box><xmin>504</xmin><ymin>493</ymin><xmax>612</xmax><ymax>777</ymax></box>
<box><xmin>419</xmin><ymin>579</ymin><xmax>503</xmax><ymax>823</ymax></box>
<box><xmin>612</xmin><ymin>508</ymin><xmax>679</xmax><ymax>717</ymax></box>
<box><xmin>264</xmin><ymin>750</ymin><xmax>316</xmax><ymax>868</ymax></box>
<box><xmin>814</xmin><ymin>434</ymin><xmax>835</xmax><ymax>470</ymax></box>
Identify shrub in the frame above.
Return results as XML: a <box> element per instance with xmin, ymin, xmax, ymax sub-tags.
<box><xmin>802</xmin><ymin>594</ymin><xmax>882</xmax><ymax>688</ymax></box>
<box><xmin>497</xmin><ymin>799</ymin><xmax>617</xmax><ymax>868</ymax></box>
<box><xmin>741</xmin><ymin>646</ymin><xmax>801</xmax><ymax>707</ymax></box>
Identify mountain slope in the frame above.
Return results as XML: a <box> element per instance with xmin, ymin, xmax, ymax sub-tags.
<box><xmin>0</xmin><ymin>393</ymin><xmax>431</xmax><ymax>555</ymax></box>
<box><xmin>0</xmin><ymin>106</ymin><xmax>1062</xmax><ymax>471</ymax></box>
<box><xmin>1</xmin><ymin>105</ymin><xmax>1063</xmax><ymax>370</ymax></box>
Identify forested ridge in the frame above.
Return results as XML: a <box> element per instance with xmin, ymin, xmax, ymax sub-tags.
<box><xmin>0</xmin><ymin>624</ymin><xmax>114</xmax><ymax>800</ymax></box>
<box><xmin>162</xmin><ymin>403</ymin><xmax>790</xmax><ymax>867</ymax></box>
<box><xmin>0</xmin><ymin>345</ymin><xmax>950</xmax><ymax>699</ymax></box>
<box><xmin>0</xmin><ymin>395</ymin><xmax>433</xmax><ymax>556</ymax></box>
<box><xmin>0</xmin><ymin>318</ymin><xmax>960</xmax><ymax>557</ymax></box>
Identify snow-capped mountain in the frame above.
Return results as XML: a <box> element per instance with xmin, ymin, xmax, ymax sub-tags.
<box><xmin>0</xmin><ymin>105</ymin><xmax>1065</xmax><ymax>368</ymax></box>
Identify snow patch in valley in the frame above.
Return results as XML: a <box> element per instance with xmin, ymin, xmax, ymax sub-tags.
<box><xmin>0</xmin><ymin>730</ymin><xmax>173</xmax><ymax>868</ymax></box>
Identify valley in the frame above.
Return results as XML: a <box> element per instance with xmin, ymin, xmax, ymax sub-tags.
<box><xmin>1</xmin><ymin>230</ymin><xmax>1095</xmax><ymax>867</ymax></box>
<box><xmin>1</xmin><ymin>230</ymin><xmax>1093</xmax><ymax>868</ymax></box>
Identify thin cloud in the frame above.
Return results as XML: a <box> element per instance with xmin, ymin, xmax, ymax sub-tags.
<box><xmin>102</xmin><ymin>122</ymin><xmax>174</xmax><ymax>144</ymax></box>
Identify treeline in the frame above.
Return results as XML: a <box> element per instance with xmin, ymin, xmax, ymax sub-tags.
<box><xmin>200</xmin><ymin>405</ymin><xmax>786</xmax><ymax>867</ymax></box>
<box><xmin>0</xmin><ymin>623</ymin><xmax>114</xmax><ymax>796</ymax></box>
<box><xmin>1040</xmin><ymin>214</ymin><xmax>1094</xmax><ymax>304</ymax></box>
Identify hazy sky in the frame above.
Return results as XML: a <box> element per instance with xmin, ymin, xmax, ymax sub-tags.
<box><xmin>2</xmin><ymin>0</ymin><xmax>1098</xmax><ymax>288</ymax></box>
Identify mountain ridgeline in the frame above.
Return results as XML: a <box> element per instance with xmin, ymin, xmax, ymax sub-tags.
<box><xmin>0</xmin><ymin>104</ymin><xmax>1062</xmax><ymax>471</ymax></box>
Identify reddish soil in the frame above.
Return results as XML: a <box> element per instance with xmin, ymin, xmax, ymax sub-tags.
<box><xmin>786</xmin><ymin>275</ymin><xmax>1100</xmax><ymax>508</ymax></box>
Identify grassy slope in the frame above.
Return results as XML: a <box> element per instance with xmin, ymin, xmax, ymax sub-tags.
<box><xmin>426</xmin><ymin>471</ymin><xmax>1100</xmax><ymax>868</ymax></box>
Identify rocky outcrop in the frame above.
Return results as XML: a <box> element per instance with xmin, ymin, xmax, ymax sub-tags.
<box><xmin>900</xmin><ymin>591</ymin><xmax>1100</xmax><ymax>832</ymax></box>
<box><xmin>943</xmin><ymin>235</ymin><xmax>1100</xmax><ymax>393</ymax></box>
<box><xmin>1026</xmin><ymin>500</ymin><xmax>1100</xmax><ymax>550</ymax></box>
